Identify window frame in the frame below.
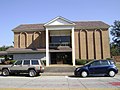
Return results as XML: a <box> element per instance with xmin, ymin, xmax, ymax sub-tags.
<box><xmin>23</xmin><ymin>60</ymin><xmax>30</xmax><ymax>65</ymax></box>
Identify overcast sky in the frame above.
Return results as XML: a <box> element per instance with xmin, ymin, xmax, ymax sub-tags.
<box><xmin>0</xmin><ymin>0</ymin><xmax>120</xmax><ymax>46</ymax></box>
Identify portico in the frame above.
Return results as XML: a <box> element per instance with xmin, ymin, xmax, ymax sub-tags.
<box><xmin>44</xmin><ymin>16</ymin><xmax>76</xmax><ymax>66</ymax></box>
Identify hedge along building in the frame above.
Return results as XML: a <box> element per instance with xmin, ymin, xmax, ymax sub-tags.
<box><xmin>9</xmin><ymin>16</ymin><xmax>110</xmax><ymax>66</ymax></box>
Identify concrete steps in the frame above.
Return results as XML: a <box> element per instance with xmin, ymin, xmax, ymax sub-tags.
<box><xmin>41</xmin><ymin>65</ymin><xmax>75</xmax><ymax>76</ymax></box>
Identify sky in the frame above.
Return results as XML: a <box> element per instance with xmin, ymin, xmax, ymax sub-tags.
<box><xmin>0</xmin><ymin>0</ymin><xmax>120</xmax><ymax>46</ymax></box>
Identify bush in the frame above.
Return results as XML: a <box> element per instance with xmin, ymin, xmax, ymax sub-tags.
<box><xmin>75</xmin><ymin>59</ymin><xmax>87</xmax><ymax>65</ymax></box>
<box><xmin>10</xmin><ymin>60</ymin><xmax>16</xmax><ymax>64</ymax></box>
<box><xmin>86</xmin><ymin>59</ymin><xmax>94</xmax><ymax>63</ymax></box>
<box><xmin>3</xmin><ymin>60</ymin><xmax>16</xmax><ymax>65</ymax></box>
<box><xmin>106</xmin><ymin>58</ymin><xmax>113</xmax><ymax>60</ymax></box>
<box><xmin>75</xmin><ymin>59</ymin><xmax>94</xmax><ymax>65</ymax></box>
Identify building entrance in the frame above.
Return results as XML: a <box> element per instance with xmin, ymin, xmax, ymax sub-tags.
<box><xmin>51</xmin><ymin>52</ymin><xmax>72</xmax><ymax>64</ymax></box>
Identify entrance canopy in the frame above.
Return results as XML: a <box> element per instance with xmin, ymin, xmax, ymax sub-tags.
<box><xmin>44</xmin><ymin>16</ymin><xmax>76</xmax><ymax>66</ymax></box>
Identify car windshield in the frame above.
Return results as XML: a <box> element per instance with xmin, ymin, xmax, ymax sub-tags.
<box><xmin>85</xmin><ymin>60</ymin><xmax>94</xmax><ymax>66</ymax></box>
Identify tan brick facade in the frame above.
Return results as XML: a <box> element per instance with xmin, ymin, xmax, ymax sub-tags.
<box><xmin>14</xmin><ymin>28</ymin><xmax>110</xmax><ymax>60</ymax></box>
<box><xmin>14</xmin><ymin>31</ymin><xmax>46</xmax><ymax>49</ymax></box>
<box><xmin>74</xmin><ymin>29</ymin><xmax>110</xmax><ymax>60</ymax></box>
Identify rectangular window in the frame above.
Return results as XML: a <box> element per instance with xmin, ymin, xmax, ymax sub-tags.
<box><xmin>50</xmin><ymin>36</ymin><xmax>71</xmax><ymax>43</ymax></box>
<box><xmin>15</xmin><ymin>60</ymin><xmax>22</xmax><ymax>65</ymax></box>
<box><xmin>23</xmin><ymin>60</ymin><xmax>30</xmax><ymax>65</ymax></box>
<box><xmin>101</xmin><ymin>60</ymin><xmax>109</xmax><ymax>65</ymax></box>
<box><xmin>31</xmin><ymin>60</ymin><xmax>39</xmax><ymax>65</ymax></box>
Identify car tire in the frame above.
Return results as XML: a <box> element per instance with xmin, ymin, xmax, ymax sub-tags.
<box><xmin>29</xmin><ymin>69</ymin><xmax>37</xmax><ymax>77</ymax></box>
<box><xmin>2</xmin><ymin>69</ymin><xmax>10</xmax><ymax>76</ymax></box>
<box><xmin>81</xmin><ymin>71</ymin><xmax>88</xmax><ymax>77</ymax></box>
<box><xmin>108</xmin><ymin>70</ymin><xmax>115</xmax><ymax>77</ymax></box>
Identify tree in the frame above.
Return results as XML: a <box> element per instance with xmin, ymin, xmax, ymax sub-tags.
<box><xmin>110</xmin><ymin>20</ymin><xmax>120</xmax><ymax>55</ymax></box>
<box><xmin>0</xmin><ymin>45</ymin><xmax>13</xmax><ymax>51</ymax></box>
<box><xmin>110</xmin><ymin>43</ymin><xmax>120</xmax><ymax>56</ymax></box>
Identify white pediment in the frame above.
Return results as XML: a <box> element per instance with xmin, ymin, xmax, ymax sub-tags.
<box><xmin>44</xmin><ymin>16</ymin><xmax>75</xmax><ymax>26</ymax></box>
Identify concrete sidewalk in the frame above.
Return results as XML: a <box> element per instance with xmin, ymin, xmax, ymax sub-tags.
<box><xmin>0</xmin><ymin>75</ymin><xmax>120</xmax><ymax>90</ymax></box>
<box><xmin>0</xmin><ymin>88</ymin><xmax>120</xmax><ymax>90</ymax></box>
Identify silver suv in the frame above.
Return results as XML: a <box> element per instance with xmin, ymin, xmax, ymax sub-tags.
<box><xmin>1</xmin><ymin>59</ymin><xmax>44</xmax><ymax>77</ymax></box>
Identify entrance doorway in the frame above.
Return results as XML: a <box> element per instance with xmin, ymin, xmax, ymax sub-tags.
<box><xmin>51</xmin><ymin>52</ymin><xmax>72</xmax><ymax>64</ymax></box>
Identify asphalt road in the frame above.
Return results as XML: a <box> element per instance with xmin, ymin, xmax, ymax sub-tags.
<box><xmin>0</xmin><ymin>75</ymin><xmax>120</xmax><ymax>90</ymax></box>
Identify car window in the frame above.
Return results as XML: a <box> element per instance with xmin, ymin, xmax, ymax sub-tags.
<box><xmin>23</xmin><ymin>60</ymin><xmax>30</xmax><ymax>65</ymax></box>
<box><xmin>40</xmin><ymin>60</ymin><xmax>44</xmax><ymax>66</ymax></box>
<box><xmin>91</xmin><ymin>61</ymin><xmax>101</xmax><ymax>66</ymax></box>
<box><xmin>109</xmin><ymin>60</ymin><xmax>115</xmax><ymax>65</ymax></box>
<box><xmin>14</xmin><ymin>60</ymin><xmax>22</xmax><ymax>65</ymax></box>
<box><xmin>31</xmin><ymin>60</ymin><xmax>39</xmax><ymax>65</ymax></box>
<box><xmin>101</xmin><ymin>60</ymin><xmax>109</xmax><ymax>65</ymax></box>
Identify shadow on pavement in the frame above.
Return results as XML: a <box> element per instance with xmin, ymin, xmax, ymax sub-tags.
<box><xmin>68</xmin><ymin>75</ymin><xmax>109</xmax><ymax>78</ymax></box>
<box><xmin>0</xmin><ymin>73</ymin><xmax>41</xmax><ymax>77</ymax></box>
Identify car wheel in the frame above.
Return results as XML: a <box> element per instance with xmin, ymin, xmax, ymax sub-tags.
<box><xmin>29</xmin><ymin>70</ymin><xmax>37</xmax><ymax>77</ymax></box>
<box><xmin>2</xmin><ymin>69</ymin><xmax>10</xmax><ymax>76</ymax></box>
<box><xmin>81</xmin><ymin>71</ymin><xmax>88</xmax><ymax>77</ymax></box>
<box><xmin>108</xmin><ymin>70</ymin><xmax>115</xmax><ymax>77</ymax></box>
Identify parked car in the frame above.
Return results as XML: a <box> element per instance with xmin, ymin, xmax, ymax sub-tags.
<box><xmin>74</xmin><ymin>60</ymin><xmax>118</xmax><ymax>77</ymax></box>
<box><xmin>0</xmin><ymin>59</ymin><xmax>44</xmax><ymax>77</ymax></box>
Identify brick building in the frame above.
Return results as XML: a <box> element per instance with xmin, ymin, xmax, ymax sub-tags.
<box><xmin>7</xmin><ymin>16</ymin><xmax>110</xmax><ymax>66</ymax></box>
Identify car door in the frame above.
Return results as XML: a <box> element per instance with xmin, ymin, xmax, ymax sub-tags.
<box><xmin>99</xmin><ymin>60</ymin><xmax>109</xmax><ymax>74</ymax></box>
<box><xmin>21</xmin><ymin>60</ymin><xmax>31</xmax><ymax>72</ymax></box>
<box><xmin>89</xmin><ymin>61</ymin><xmax>102</xmax><ymax>74</ymax></box>
<box><xmin>10</xmin><ymin>60</ymin><xmax>23</xmax><ymax>72</ymax></box>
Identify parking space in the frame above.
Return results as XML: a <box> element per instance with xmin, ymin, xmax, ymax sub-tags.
<box><xmin>0</xmin><ymin>75</ymin><xmax>120</xmax><ymax>90</ymax></box>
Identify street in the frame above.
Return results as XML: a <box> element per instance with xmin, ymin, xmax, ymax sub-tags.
<box><xmin>0</xmin><ymin>75</ymin><xmax>120</xmax><ymax>90</ymax></box>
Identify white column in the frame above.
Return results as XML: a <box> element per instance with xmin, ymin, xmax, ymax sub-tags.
<box><xmin>72</xmin><ymin>27</ymin><xmax>75</xmax><ymax>66</ymax></box>
<box><xmin>46</xmin><ymin>28</ymin><xmax>49</xmax><ymax>66</ymax></box>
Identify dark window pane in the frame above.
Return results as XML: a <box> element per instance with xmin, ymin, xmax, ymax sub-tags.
<box><xmin>101</xmin><ymin>60</ymin><xmax>109</xmax><ymax>65</ymax></box>
<box><xmin>23</xmin><ymin>60</ymin><xmax>30</xmax><ymax>65</ymax></box>
<box><xmin>31</xmin><ymin>60</ymin><xmax>39</xmax><ymax>65</ymax></box>
<box><xmin>50</xmin><ymin>36</ymin><xmax>70</xmax><ymax>43</ymax></box>
<box><xmin>91</xmin><ymin>61</ymin><xmax>101</xmax><ymax>66</ymax></box>
<box><xmin>15</xmin><ymin>60</ymin><xmax>22</xmax><ymax>65</ymax></box>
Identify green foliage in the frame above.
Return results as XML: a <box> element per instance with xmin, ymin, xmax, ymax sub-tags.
<box><xmin>0</xmin><ymin>45</ymin><xmax>13</xmax><ymax>51</ymax></box>
<box><xmin>75</xmin><ymin>59</ymin><xmax>94</xmax><ymax>65</ymax></box>
<box><xmin>10</xmin><ymin>60</ymin><xmax>16</xmax><ymax>64</ymax></box>
<box><xmin>106</xmin><ymin>58</ymin><xmax>113</xmax><ymax>60</ymax></box>
<box><xmin>110</xmin><ymin>20</ymin><xmax>120</xmax><ymax>55</ymax></box>
<box><xmin>110</xmin><ymin>43</ymin><xmax>120</xmax><ymax>56</ymax></box>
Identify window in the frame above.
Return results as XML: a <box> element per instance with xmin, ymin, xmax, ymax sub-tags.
<box><xmin>101</xmin><ymin>60</ymin><xmax>109</xmax><ymax>65</ymax></box>
<box><xmin>23</xmin><ymin>60</ymin><xmax>30</xmax><ymax>65</ymax></box>
<box><xmin>15</xmin><ymin>60</ymin><xmax>22</xmax><ymax>65</ymax></box>
<box><xmin>110</xmin><ymin>60</ymin><xmax>115</xmax><ymax>65</ymax></box>
<box><xmin>91</xmin><ymin>61</ymin><xmax>101</xmax><ymax>66</ymax></box>
<box><xmin>50</xmin><ymin>36</ymin><xmax>70</xmax><ymax>43</ymax></box>
<box><xmin>31</xmin><ymin>60</ymin><xmax>39</xmax><ymax>65</ymax></box>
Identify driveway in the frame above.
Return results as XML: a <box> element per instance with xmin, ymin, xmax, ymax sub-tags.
<box><xmin>0</xmin><ymin>75</ymin><xmax>120</xmax><ymax>90</ymax></box>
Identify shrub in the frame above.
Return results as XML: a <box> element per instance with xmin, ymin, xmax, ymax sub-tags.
<box><xmin>75</xmin><ymin>59</ymin><xmax>94</xmax><ymax>65</ymax></box>
<box><xmin>86</xmin><ymin>59</ymin><xmax>94</xmax><ymax>63</ymax></box>
<box><xmin>10</xmin><ymin>60</ymin><xmax>16</xmax><ymax>64</ymax></box>
<box><xmin>106</xmin><ymin>58</ymin><xmax>113</xmax><ymax>60</ymax></box>
<box><xmin>75</xmin><ymin>59</ymin><xmax>87</xmax><ymax>65</ymax></box>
